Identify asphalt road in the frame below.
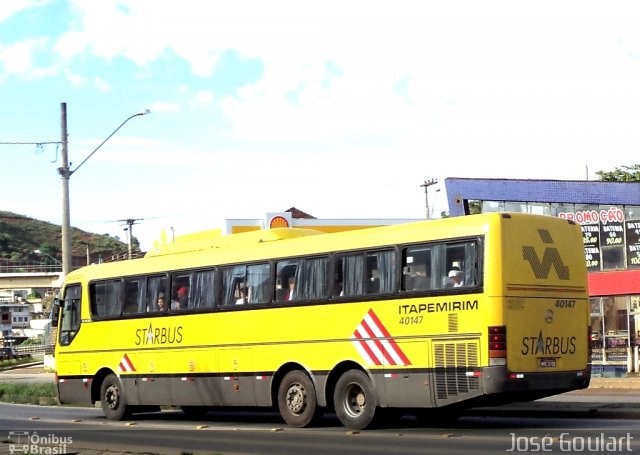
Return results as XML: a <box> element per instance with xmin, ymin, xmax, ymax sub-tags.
<box><xmin>2</xmin><ymin>366</ymin><xmax>640</xmax><ymax>454</ymax></box>
<box><xmin>1</xmin><ymin>402</ymin><xmax>639</xmax><ymax>455</ymax></box>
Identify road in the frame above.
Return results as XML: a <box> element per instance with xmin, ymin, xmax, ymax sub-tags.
<box><xmin>0</xmin><ymin>402</ymin><xmax>639</xmax><ymax>455</ymax></box>
<box><xmin>2</xmin><ymin>368</ymin><xmax>640</xmax><ymax>454</ymax></box>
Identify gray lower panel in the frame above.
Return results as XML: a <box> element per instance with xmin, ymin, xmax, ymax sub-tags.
<box><xmin>57</xmin><ymin>378</ymin><xmax>92</xmax><ymax>405</ymax></box>
<box><xmin>121</xmin><ymin>374</ymin><xmax>272</xmax><ymax>407</ymax></box>
<box><xmin>379</xmin><ymin>371</ymin><xmax>434</xmax><ymax>408</ymax></box>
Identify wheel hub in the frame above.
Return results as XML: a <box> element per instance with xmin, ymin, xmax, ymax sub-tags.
<box><xmin>286</xmin><ymin>383</ymin><xmax>306</xmax><ymax>414</ymax></box>
<box><xmin>105</xmin><ymin>384</ymin><xmax>120</xmax><ymax>410</ymax></box>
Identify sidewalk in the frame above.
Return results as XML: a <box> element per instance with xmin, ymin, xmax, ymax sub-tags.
<box><xmin>588</xmin><ymin>375</ymin><xmax>640</xmax><ymax>389</ymax></box>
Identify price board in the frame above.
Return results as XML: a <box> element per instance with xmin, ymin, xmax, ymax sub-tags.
<box><xmin>625</xmin><ymin>219</ymin><xmax>640</xmax><ymax>269</ymax></box>
<box><xmin>582</xmin><ymin>223</ymin><xmax>601</xmax><ymax>271</ymax></box>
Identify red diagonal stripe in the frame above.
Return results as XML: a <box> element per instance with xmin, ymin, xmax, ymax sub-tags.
<box><xmin>367</xmin><ymin>309</ymin><xmax>391</xmax><ymax>337</ymax></box>
<box><xmin>360</xmin><ymin>318</ymin><xmax>396</xmax><ymax>366</ymax></box>
<box><xmin>354</xmin><ymin>328</ymin><xmax>382</xmax><ymax>365</ymax></box>
<box><xmin>366</xmin><ymin>309</ymin><xmax>412</xmax><ymax>366</ymax></box>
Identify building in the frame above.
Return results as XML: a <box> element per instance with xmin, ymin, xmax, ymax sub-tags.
<box><xmin>223</xmin><ymin>207</ymin><xmax>419</xmax><ymax>235</ymax></box>
<box><xmin>444</xmin><ymin>177</ymin><xmax>640</xmax><ymax>377</ymax></box>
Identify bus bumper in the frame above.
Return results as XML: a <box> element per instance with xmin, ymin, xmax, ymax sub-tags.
<box><xmin>57</xmin><ymin>376</ymin><xmax>93</xmax><ymax>406</ymax></box>
<box><xmin>481</xmin><ymin>365</ymin><xmax>591</xmax><ymax>400</ymax></box>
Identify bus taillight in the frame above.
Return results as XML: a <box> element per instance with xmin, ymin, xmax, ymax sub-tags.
<box><xmin>488</xmin><ymin>325</ymin><xmax>507</xmax><ymax>366</ymax></box>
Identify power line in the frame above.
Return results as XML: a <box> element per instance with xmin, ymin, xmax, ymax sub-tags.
<box><xmin>0</xmin><ymin>141</ymin><xmax>62</xmax><ymax>145</ymax></box>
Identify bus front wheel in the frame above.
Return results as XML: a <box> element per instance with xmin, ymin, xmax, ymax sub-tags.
<box><xmin>277</xmin><ymin>370</ymin><xmax>319</xmax><ymax>427</ymax></box>
<box><xmin>100</xmin><ymin>373</ymin><xmax>130</xmax><ymax>420</ymax></box>
<box><xmin>333</xmin><ymin>370</ymin><xmax>378</xmax><ymax>430</ymax></box>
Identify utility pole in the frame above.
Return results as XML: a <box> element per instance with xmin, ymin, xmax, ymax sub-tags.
<box><xmin>56</xmin><ymin>104</ymin><xmax>149</xmax><ymax>277</ymax></box>
<box><xmin>121</xmin><ymin>218</ymin><xmax>142</xmax><ymax>259</ymax></box>
<box><xmin>420</xmin><ymin>179</ymin><xmax>438</xmax><ymax>219</ymax></box>
<box><xmin>59</xmin><ymin>102</ymin><xmax>72</xmax><ymax>278</ymax></box>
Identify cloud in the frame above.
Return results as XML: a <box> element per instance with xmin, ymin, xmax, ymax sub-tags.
<box><xmin>94</xmin><ymin>76</ymin><xmax>110</xmax><ymax>92</ymax></box>
<box><xmin>0</xmin><ymin>38</ymin><xmax>48</xmax><ymax>75</ymax></box>
<box><xmin>64</xmin><ymin>69</ymin><xmax>85</xmax><ymax>86</ymax></box>
<box><xmin>149</xmin><ymin>101</ymin><xmax>181</xmax><ymax>113</ymax></box>
<box><xmin>0</xmin><ymin>0</ymin><xmax>47</xmax><ymax>22</ymax></box>
<box><xmin>195</xmin><ymin>90</ymin><xmax>214</xmax><ymax>105</ymax></box>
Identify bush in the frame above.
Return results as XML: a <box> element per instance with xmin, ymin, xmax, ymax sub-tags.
<box><xmin>0</xmin><ymin>383</ymin><xmax>57</xmax><ymax>405</ymax></box>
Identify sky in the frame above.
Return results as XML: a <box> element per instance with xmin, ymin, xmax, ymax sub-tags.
<box><xmin>2</xmin><ymin>1</ymin><xmax>640</xmax><ymax>252</ymax></box>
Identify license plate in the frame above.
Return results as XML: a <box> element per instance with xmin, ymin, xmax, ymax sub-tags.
<box><xmin>540</xmin><ymin>358</ymin><xmax>556</xmax><ymax>368</ymax></box>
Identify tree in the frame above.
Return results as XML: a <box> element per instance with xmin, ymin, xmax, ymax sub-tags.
<box><xmin>595</xmin><ymin>164</ymin><xmax>640</xmax><ymax>182</ymax></box>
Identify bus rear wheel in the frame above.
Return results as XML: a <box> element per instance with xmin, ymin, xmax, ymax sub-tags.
<box><xmin>333</xmin><ymin>370</ymin><xmax>378</xmax><ymax>430</ymax></box>
<box><xmin>277</xmin><ymin>370</ymin><xmax>319</xmax><ymax>427</ymax></box>
<box><xmin>100</xmin><ymin>373</ymin><xmax>130</xmax><ymax>420</ymax></box>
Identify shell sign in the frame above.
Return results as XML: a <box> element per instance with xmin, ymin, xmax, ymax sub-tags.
<box><xmin>267</xmin><ymin>212</ymin><xmax>292</xmax><ymax>229</ymax></box>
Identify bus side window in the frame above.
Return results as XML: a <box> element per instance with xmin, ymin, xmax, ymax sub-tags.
<box><xmin>147</xmin><ymin>275</ymin><xmax>167</xmax><ymax>312</ymax></box>
<box><xmin>402</xmin><ymin>246</ymin><xmax>432</xmax><ymax>291</ymax></box>
<box><xmin>246</xmin><ymin>263</ymin><xmax>271</xmax><ymax>304</ymax></box>
<box><xmin>222</xmin><ymin>266</ymin><xmax>246</xmax><ymax>306</ymax></box>
<box><xmin>296</xmin><ymin>256</ymin><xmax>329</xmax><ymax>301</ymax></box>
<box><xmin>443</xmin><ymin>241</ymin><xmax>479</xmax><ymax>288</ymax></box>
<box><xmin>276</xmin><ymin>261</ymin><xmax>298</xmax><ymax>302</ymax></box>
<box><xmin>366</xmin><ymin>250</ymin><xmax>396</xmax><ymax>294</ymax></box>
<box><xmin>335</xmin><ymin>253</ymin><xmax>365</xmax><ymax>297</ymax></box>
<box><xmin>171</xmin><ymin>273</ymin><xmax>192</xmax><ymax>310</ymax></box>
<box><xmin>123</xmin><ymin>278</ymin><xmax>145</xmax><ymax>315</ymax></box>
<box><xmin>90</xmin><ymin>280</ymin><xmax>123</xmax><ymax>318</ymax></box>
<box><xmin>190</xmin><ymin>269</ymin><xmax>216</xmax><ymax>309</ymax></box>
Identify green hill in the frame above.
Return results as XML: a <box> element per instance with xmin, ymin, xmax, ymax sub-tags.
<box><xmin>0</xmin><ymin>210</ymin><xmax>133</xmax><ymax>266</ymax></box>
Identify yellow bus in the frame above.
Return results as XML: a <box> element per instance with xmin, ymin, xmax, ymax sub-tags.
<box><xmin>55</xmin><ymin>213</ymin><xmax>590</xmax><ymax>429</ymax></box>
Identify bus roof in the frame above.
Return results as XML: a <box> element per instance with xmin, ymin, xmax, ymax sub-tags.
<box><xmin>63</xmin><ymin>213</ymin><xmax>576</xmax><ymax>284</ymax></box>
<box><xmin>145</xmin><ymin>227</ymin><xmax>324</xmax><ymax>257</ymax></box>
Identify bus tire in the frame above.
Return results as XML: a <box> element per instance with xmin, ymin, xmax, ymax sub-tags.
<box><xmin>333</xmin><ymin>370</ymin><xmax>378</xmax><ymax>430</ymax></box>
<box><xmin>277</xmin><ymin>370</ymin><xmax>319</xmax><ymax>427</ymax></box>
<box><xmin>100</xmin><ymin>373</ymin><xmax>130</xmax><ymax>421</ymax></box>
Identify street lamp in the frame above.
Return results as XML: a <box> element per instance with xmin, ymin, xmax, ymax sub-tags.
<box><xmin>34</xmin><ymin>249</ymin><xmax>62</xmax><ymax>267</ymax></box>
<box><xmin>58</xmin><ymin>103</ymin><xmax>149</xmax><ymax>278</ymax></box>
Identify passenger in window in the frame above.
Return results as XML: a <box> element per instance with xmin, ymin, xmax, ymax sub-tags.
<box><xmin>275</xmin><ymin>279</ymin><xmax>288</xmax><ymax>302</ymax></box>
<box><xmin>446</xmin><ymin>269</ymin><xmax>464</xmax><ymax>288</ymax></box>
<box><xmin>286</xmin><ymin>278</ymin><xmax>295</xmax><ymax>301</ymax></box>
<box><xmin>236</xmin><ymin>287</ymin><xmax>247</xmax><ymax>305</ymax></box>
<box><xmin>173</xmin><ymin>287</ymin><xmax>188</xmax><ymax>310</ymax></box>
<box><xmin>157</xmin><ymin>293</ymin><xmax>167</xmax><ymax>311</ymax></box>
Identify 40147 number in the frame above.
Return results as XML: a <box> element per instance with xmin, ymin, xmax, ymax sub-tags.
<box><xmin>399</xmin><ymin>316</ymin><xmax>424</xmax><ymax>325</ymax></box>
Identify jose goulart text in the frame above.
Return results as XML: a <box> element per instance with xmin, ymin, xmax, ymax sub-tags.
<box><xmin>507</xmin><ymin>432</ymin><xmax>633</xmax><ymax>452</ymax></box>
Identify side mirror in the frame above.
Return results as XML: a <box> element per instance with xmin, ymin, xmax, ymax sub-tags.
<box><xmin>50</xmin><ymin>299</ymin><xmax>60</xmax><ymax>327</ymax></box>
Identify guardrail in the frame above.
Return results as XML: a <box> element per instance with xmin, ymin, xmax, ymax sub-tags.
<box><xmin>15</xmin><ymin>343</ymin><xmax>45</xmax><ymax>354</ymax></box>
<box><xmin>0</xmin><ymin>262</ymin><xmax>62</xmax><ymax>273</ymax></box>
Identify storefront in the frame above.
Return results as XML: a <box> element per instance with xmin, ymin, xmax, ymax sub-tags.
<box><xmin>445</xmin><ymin>178</ymin><xmax>640</xmax><ymax>377</ymax></box>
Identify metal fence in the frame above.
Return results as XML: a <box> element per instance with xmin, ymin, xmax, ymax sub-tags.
<box><xmin>0</xmin><ymin>261</ymin><xmax>62</xmax><ymax>273</ymax></box>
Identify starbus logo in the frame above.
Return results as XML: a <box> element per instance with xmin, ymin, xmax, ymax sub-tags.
<box><xmin>522</xmin><ymin>229</ymin><xmax>570</xmax><ymax>280</ymax></box>
<box><xmin>135</xmin><ymin>322</ymin><xmax>183</xmax><ymax>346</ymax></box>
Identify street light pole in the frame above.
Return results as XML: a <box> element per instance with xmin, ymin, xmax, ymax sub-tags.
<box><xmin>34</xmin><ymin>249</ymin><xmax>62</xmax><ymax>267</ymax></box>
<box><xmin>59</xmin><ymin>103</ymin><xmax>71</xmax><ymax>277</ymax></box>
<box><xmin>58</xmin><ymin>103</ymin><xmax>149</xmax><ymax>279</ymax></box>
